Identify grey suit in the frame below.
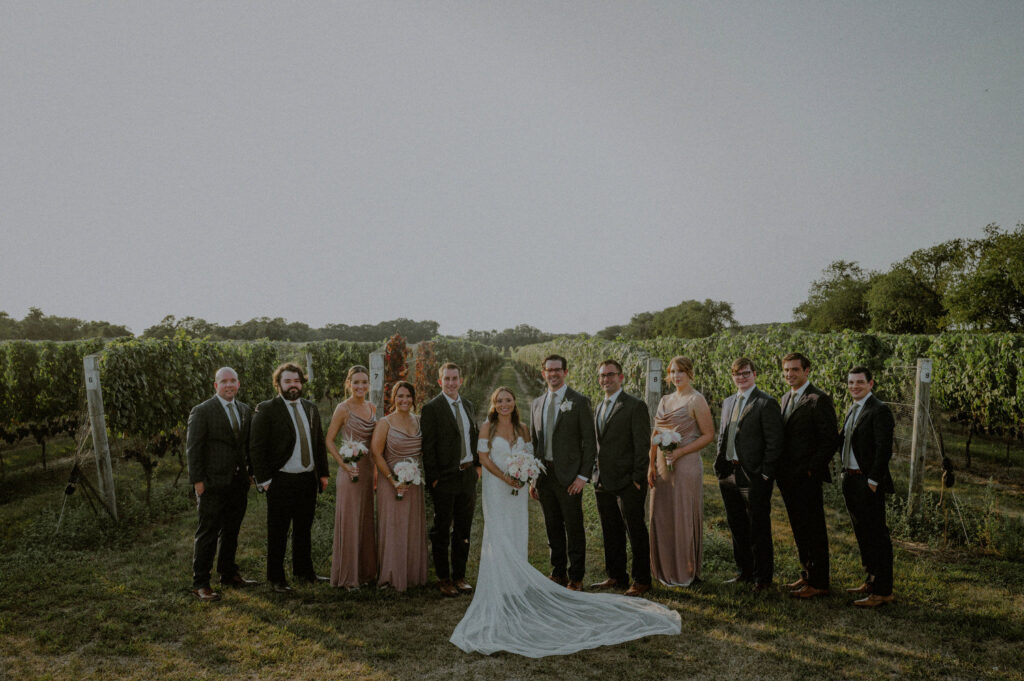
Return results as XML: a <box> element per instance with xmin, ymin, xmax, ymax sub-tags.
<box><xmin>186</xmin><ymin>395</ymin><xmax>252</xmax><ymax>589</ymax></box>
<box><xmin>531</xmin><ymin>386</ymin><xmax>597</xmax><ymax>582</ymax></box>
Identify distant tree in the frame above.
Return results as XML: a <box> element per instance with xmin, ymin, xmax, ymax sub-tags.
<box><xmin>595</xmin><ymin>324</ymin><xmax>625</xmax><ymax>340</ymax></box>
<box><xmin>866</xmin><ymin>266</ymin><xmax>944</xmax><ymax>333</ymax></box>
<box><xmin>462</xmin><ymin>324</ymin><xmax>555</xmax><ymax>347</ymax></box>
<box><xmin>649</xmin><ymin>299</ymin><xmax>737</xmax><ymax>338</ymax></box>
<box><xmin>0</xmin><ymin>308</ymin><xmax>131</xmax><ymax>340</ymax></box>
<box><xmin>946</xmin><ymin>223</ymin><xmax>1024</xmax><ymax>331</ymax></box>
<box><xmin>793</xmin><ymin>261</ymin><xmax>871</xmax><ymax>332</ymax></box>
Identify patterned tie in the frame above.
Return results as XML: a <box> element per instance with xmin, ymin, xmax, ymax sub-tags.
<box><xmin>726</xmin><ymin>395</ymin><xmax>744</xmax><ymax>461</ymax></box>
<box><xmin>290</xmin><ymin>401</ymin><xmax>311</xmax><ymax>468</ymax></box>
<box><xmin>842</xmin><ymin>404</ymin><xmax>861</xmax><ymax>469</ymax></box>
<box><xmin>227</xmin><ymin>401</ymin><xmax>241</xmax><ymax>438</ymax></box>
<box><xmin>452</xmin><ymin>399</ymin><xmax>467</xmax><ymax>463</ymax></box>
<box><xmin>544</xmin><ymin>393</ymin><xmax>557</xmax><ymax>461</ymax></box>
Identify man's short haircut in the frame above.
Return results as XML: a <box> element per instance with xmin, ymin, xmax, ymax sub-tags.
<box><xmin>543</xmin><ymin>354</ymin><xmax>568</xmax><ymax>372</ymax></box>
<box><xmin>731</xmin><ymin>357</ymin><xmax>756</xmax><ymax>374</ymax></box>
<box><xmin>848</xmin><ymin>365</ymin><xmax>873</xmax><ymax>382</ymax></box>
<box><xmin>438</xmin><ymin>362</ymin><xmax>461</xmax><ymax>378</ymax></box>
<box><xmin>782</xmin><ymin>352</ymin><xmax>811</xmax><ymax>370</ymax></box>
<box><xmin>273</xmin><ymin>362</ymin><xmax>306</xmax><ymax>389</ymax></box>
<box><xmin>598</xmin><ymin>359</ymin><xmax>623</xmax><ymax>374</ymax></box>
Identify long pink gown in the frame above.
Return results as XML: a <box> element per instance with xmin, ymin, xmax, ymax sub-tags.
<box><xmin>375</xmin><ymin>420</ymin><xmax>428</xmax><ymax>591</ymax></box>
<box><xmin>649</xmin><ymin>392</ymin><xmax>705</xmax><ymax>586</ymax></box>
<box><xmin>330</xmin><ymin>408</ymin><xmax>378</xmax><ymax>588</ymax></box>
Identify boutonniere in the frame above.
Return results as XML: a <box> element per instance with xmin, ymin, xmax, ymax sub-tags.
<box><xmin>559</xmin><ymin>400</ymin><xmax>573</xmax><ymax>413</ymax></box>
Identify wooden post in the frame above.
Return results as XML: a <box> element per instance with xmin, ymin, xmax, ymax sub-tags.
<box><xmin>83</xmin><ymin>355</ymin><xmax>118</xmax><ymax>521</ymax></box>
<box><xmin>369</xmin><ymin>352</ymin><xmax>385</xmax><ymax>409</ymax></box>
<box><xmin>644</xmin><ymin>358</ymin><xmax>663</xmax><ymax>424</ymax></box>
<box><xmin>305</xmin><ymin>352</ymin><xmax>314</xmax><ymax>384</ymax></box>
<box><xmin>907</xmin><ymin>358</ymin><xmax>933</xmax><ymax>516</ymax></box>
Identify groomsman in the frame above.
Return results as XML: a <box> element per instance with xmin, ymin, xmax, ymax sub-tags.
<box><xmin>840</xmin><ymin>366</ymin><xmax>896</xmax><ymax>607</ymax></box>
<box><xmin>590</xmin><ymin>360</ymin><xmax>652</xmax><ymax>597</ymax></box>
<box><xmin>251</xmin><ymin>363</ymin><xmax>329</xmax><ymax>592</ymax></box>
<box><xmin>777</xmin><ymin>353</ymin><xmax>838</xmax><ymax>599</ymax></box>
<box><xmin>187</xmin><ymin>367</ymin><xmax>255</xmax><ymax>601</ymax></box>
<box><xmin>421</xmin><ymin>362</ymin><xmax>480</xmax><ymax>598</ymax></box>
<box><xmin>530</xmin><ymin>354</ymin><xmax>597</xmax><ymax>591</ymax></box>
<box><xmin>714</xmin><ymin>357</ymin><xmax>783</xmax><ymax>591</ymax></box>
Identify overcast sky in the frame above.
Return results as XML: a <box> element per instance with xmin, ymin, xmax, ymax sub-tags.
<box><xmin>2</xmin><ymin>1</ymin><xmax>1021</xmax><ymax>336</ymax></box>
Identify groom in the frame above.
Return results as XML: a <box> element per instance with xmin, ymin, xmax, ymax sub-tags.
<box><xmin>530</xmin><ymin>354</ymin><xmax>597</xmax><ymax>591</ymax></box>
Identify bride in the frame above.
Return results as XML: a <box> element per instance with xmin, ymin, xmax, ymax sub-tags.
<box><xmin>450</xmin><ymin>386</ymin><xmax>680</xmax><ymax>657</ymax></box>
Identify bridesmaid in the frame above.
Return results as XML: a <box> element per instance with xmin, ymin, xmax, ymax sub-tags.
<box><xmin>325</xmin><ymin>365</ymin><xmax>378</xmax><ymax>589</ymax></box>
<box><xmin>371</xmin><ymin>381</ymin><xmax>428</xmax><ymax>592</ymax></box>
<box><xmin>647</xmin><ymin>356</ymin><xmax>715</xmax><ymax>586</ymax></box>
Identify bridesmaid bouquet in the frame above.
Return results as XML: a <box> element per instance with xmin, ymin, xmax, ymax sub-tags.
<box><xmin>392</xmin><ymin>459</ymin><xmax>422</xmax><ymax>500</ymax></box>
<box><xmin>339</xmin><ymin>441</ymin><xmax>369</xmax><ymax>482</ymax></box>
<box><xmin>505</xmin><ymin>443</ymin><xmax>544</xmax><ymax>496</ymax></box>
<box><xmin>653</xmin><ymin>428</ymin><xmax>683</xmax><ymax>472</ymax></box>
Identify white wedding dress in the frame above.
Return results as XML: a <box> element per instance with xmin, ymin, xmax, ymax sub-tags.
<box><xmin>450</xmin><ymin>436</ymin><xmax>681</xmax><ymax>657</ymax></box>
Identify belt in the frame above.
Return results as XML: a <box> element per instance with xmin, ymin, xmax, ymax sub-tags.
<box><xmin>730</xmin><ymin>461</ymin><xmax>741</xmax><ymax>467</ymax></box>
<box><xmin>459</xmin><ymin>461</ymin><xmax>474</xmax><ymax>471</ymax></box>
<box><xmin>844</xmin><ymin>468</ymin><xmax>863</xmax><ymax>475</ymax></box>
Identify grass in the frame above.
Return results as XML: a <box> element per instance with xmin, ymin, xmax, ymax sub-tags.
<box><xmin>1</xmin><ymin>363</ymin><xmax>1023</xmax><ymax>680</ymax></box>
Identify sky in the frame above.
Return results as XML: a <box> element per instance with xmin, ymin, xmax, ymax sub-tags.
<box><xmin>2</xmin><ymin>1</ymin><xmax>1022</xmax><ymax>336</ymax></box>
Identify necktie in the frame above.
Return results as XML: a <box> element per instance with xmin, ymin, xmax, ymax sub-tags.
<box><xmin>784</xmin><ymin>393</ymin><xmax>798</xmax><ymax>421</ymax></box>
<box><xmin>227</xmin><ymin>401</ymin><xmax>240</xmax><ymax>438</ymax></box>
<box><xmin>290</xmin><ymin>401</ymin><xmax>311</xmax><ymax>468</ymax></box>
<box><xmin>842</xmin><ymin>404</ymin><xmax>861</xmax><ymax>469</ymax></box>
<box><xmin>726</xmin><ymin>395</ymin><xmax>744</xmax><ymax>461</ymax></box>
<box><xmin>452</xmin><ymin>399</ymin><xmax>467</xmax><ymax>462</ymax></box>
<box><xmin>544</xmin><ymin>393</ymin><xmax>557</xmax><ymax>460</ymax></box>
<box><xmin>599</xmin><ymin>398</ymin><xmax>612</xmax><ymax>430</ymax></box>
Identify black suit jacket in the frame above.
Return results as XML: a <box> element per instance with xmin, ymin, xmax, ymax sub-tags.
<box><xmin>420</xmin><ymin>393</ymin><xmax>481</xmax><ymax>490</ymax></box>
<box><xmin>594</xmin><ymin>391</ymin><xmax>651</xmax><ymax>490</ymax></box>
<box><xmin>250</xmin><ymin>395</ymin><xmax>329</xmax><ymax>484</ymax></box>
<box><xmin>531</xmin><ymin>387</ymin><xmax>597</xmax><ymax>487</ymax></box>
<box><xmin>838</xmin><ymin>394</ymin><xmax>895</xmax><ymax>494</ymax></box>
<box><xmin>714</xmin><ymin>387</ymin><xmax>784</xmax><ymax>479</ymax></box>
<box><xmin>186</xmin><ymin>396</ymin><xmax>251</xmax><ymax>489</ymax></box>
<box><xmin>778</xmin><ymin>383</ymin><xmax>838</xmax><ymax>483</ymax></box>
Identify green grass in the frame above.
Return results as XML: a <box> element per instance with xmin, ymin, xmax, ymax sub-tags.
<box><xmin>1</xmin><ymin>363</ymin><xmax>1023</xmax><ymax>680</ymax></box>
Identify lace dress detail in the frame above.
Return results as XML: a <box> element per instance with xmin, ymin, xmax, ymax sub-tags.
<box><xmin>450</xmin><ymin>436</ymin><xmax>680</xmax><ymax>657</ymax></box>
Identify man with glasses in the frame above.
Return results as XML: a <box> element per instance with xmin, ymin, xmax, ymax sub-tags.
<box><xmin>713</xmin><ymin>357</ymin><xmax>783</xmax><ymax>592</ymax></box>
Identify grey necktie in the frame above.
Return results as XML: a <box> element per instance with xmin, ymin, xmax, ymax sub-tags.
<box><xmin>599</xmin><ymin>398</ymin><xmax>612</xmax><ymax>431</ymax></box>
<box><xmin>227</xmin><ymin>401</ymin><xmax>240</xmax><ymax>438</ymax></box>
<box><xmin>290</xmin><ymin>401</ymin><xmax>311</xmax><ymax>468</ymax></box>
<box><xmin>452</xmin><ymin>399</ymin><xmax>467</xmax><ymax>462</ymax></box>
<box><xmin>544</xmin><ymin>393</ymin><xmax>557</xmax><ymax>461</ymax></box>
<box><xmin>842</xmin><ymin>404</ymin><xmax>861</xmax><ymax>469</ymax></box>
<box><xmin>726</xmin><ymin>395</ymin><xmax>745</xmax><ymax>462</ymax></box>
<box><xmin>784</xmin><ymin>393</ymin><xmax>798</xmax><ymax>421</ymax></box>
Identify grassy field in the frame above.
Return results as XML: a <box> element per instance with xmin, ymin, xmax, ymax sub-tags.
<box><xmin>1</xmin><ymin>363</ymin><xmax>1023</xmax><ymax>680</ymax></box>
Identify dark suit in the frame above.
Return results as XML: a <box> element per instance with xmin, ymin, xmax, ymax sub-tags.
<box><xmin>187</xmin><ymin>395</ymin><xmax>252</xmax><ymax>588</ymax></box>
<box><xmin>839</xmin><ymin>394</ymin><xmax>895</xmax><ymax>596</ymax></box>
<box><xmin>777</xmin><ymin>383</ymin><xmax>838</xmax><ymax>589</ymax></box>
<box><xmin>714</xmin><ymin>387</ymin><xmax>783</xmax><ymax>584</ymax></box>
<box><xmin>531</xmin><ymin>386</ymin><xmax>597</xmax><ymax>582</ymax></box>
<box><xmin>593</xmin><ymin>391</ymin><xmax>651</xmax><ymax>585</ymax></box>
<box><xmin>420</xmin><ymin>393</ymin><xmax>480</xmax><ymax>583</ymax></box>
<box><xmin>250</xmin><ymin>395</ymin><xmax>329</xmax><ymax>584</ymax></box>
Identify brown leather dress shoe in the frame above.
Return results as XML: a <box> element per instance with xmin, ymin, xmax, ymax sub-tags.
<box><xmin>221</xmin><ymin>574</ymin><xmax>258</xmax><ymax>588</ymax></box>
<box><xmin>454</xmin><ymin>579</ymin><xmax>473</xmax><ymax>594</ymax></box>
<box><xmin>790</xmin><ymin>585</ymin><xmax>829</xmax><ymax>599</ymax></box>
<box><xmin>270</xmin><ymin>581</ymin><xmax>293</xmax><ymax>593</ymax></box>
<box><xmin>548</xmin><ymin>574</ymin><xmax>568</xmax><ymax>587</ymax></box>
<box><xmin>439</xmin><ymin>579</ymin><xmax>459</xmax><ymax>597</ymax></box>
<box><xmin>566</xmin><ymin>580</ymin><xmax>584</xmax><ymax>591</ymax></box>
<box><xmin>853</xmin><ymin>593</ymin><xmax>894</xmax><ymax>607</ymax></box>
<box><xmin>624</xmin><ymin>583</ymin><xmax>651</xmax><ymax>597</ymax></box>
<box><xmin>786</xmin><ymin>577</ymin><xmax>808</xmax><ymax>590</ymax></box>
<box><xmin>590</xmin><ymin>577</ymin><xmax>626</xmax><ymax>590</ymax></box>
<box><xmin>846</xmin><ymin>582</ymin><xmax>873</xmax><ymax>594</ymax></box>
<box><xmin>191</xmin><ymin>586</ymin><xmax>221</xmax><ymax>602</ymax></box>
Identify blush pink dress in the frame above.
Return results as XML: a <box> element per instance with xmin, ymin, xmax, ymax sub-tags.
<box><xmin>375</xmin><ymin>418</ymin><xmax>428</xmax><ymax>591</ymax></box>
<box><xmin>649</xmin><ymin>392</ymin><xmax>705</xmax><ymax>586</ymax></box>
<box><xmin>330</xmin><ymin>407</ymin><xmax>378</xmax><ymax>588</ymax></box>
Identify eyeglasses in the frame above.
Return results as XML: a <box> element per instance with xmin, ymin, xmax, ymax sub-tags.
<box><xmin>731</xmin><ymin>370</ymin><xmax>753</xmax><ymax>378</ymax></box>
<box><xmin>598</xmin><ymin>372</ymin><xmax>621</xmax><ymax>379</ymax></box>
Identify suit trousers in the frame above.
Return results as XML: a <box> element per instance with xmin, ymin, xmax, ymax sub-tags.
<box><xmin>843</xmin><ymin>473</ymin><xmax>893</xmax><ymax>596</ymax></box>
<box><xmin>266</xmin><ymin>471</ymin><xmax>318</xmax><ymax>583</ymax></box>
<box><xmin>428</xmin><ymin>465</ymin><xmax>477</xmax><ymax>581</ymax></box>
<box><xmin>192</xmin><ymin>474</ymin><xmax>249</xmax><ymax>588</ymax></box>
<box><xmin>537</xmin><ymin>472</ymin><xmax>586</xmax><ymax>582</ymax></box>
<box><xmin>594</xmin><ymin>481</ymin><xmax>651</xmax><ymax>585</ymax></box>
<box><xmin>777</xmin><ymin>473</ymin><xmax>830</xmax><ymax>588</ymax></box>
<box><xmin>719</xmin><ymin>465</ymin><xmax>775</xmax><ymax>584</ymax></box>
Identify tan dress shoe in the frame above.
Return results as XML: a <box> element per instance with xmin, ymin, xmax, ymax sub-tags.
<box><xmin>590</xmin><ymin>577</ymin><xmax>626</xmax><ymax>590</ymax></box>
<box><xmin>853</xmin><ymin>593</ymin><xmax>894</xmax><ymax>607</ymax></box>
<box><xmin>845</xmin><ymin>582</ymin><xmax>873</xmax><ymax>594</ymax></box>
<box><xmin>790</xmin><ymin>585</ymin><xmax>829</xmax><ymax>599</ymax></box>
<box><xmin>438</xmin><ymin>579</ymin><xmax>459</xmax><ymax>597</ymax></box>
<box><xmin>624</xmin><ymin>583</ymin><xmax>651</xmax><ymax>597</ymax></box>
<box><xmin>566</xmin><ymin>580</ymin><xmax>584</xmax><ymax>591</ymax></box>
<box><xmin>786</xmin><ymin>577</ymin><xmax>808</xmax><ymax>590</ymax></box>
<box><xmin>548</xmin><ymin>575</ymin><xmax>568</xmax><ymax>587</ymax></box>
<box><xmin>454</xmin><ymin>579</ymin><xmax>473</xmax><ymax>593</ymax></box>
<box><xmin>192</xmin><ymin>586</ymin><xmax>221</xmax><ymax>601</ymax></box>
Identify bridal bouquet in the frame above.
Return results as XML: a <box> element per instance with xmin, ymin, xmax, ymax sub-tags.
<box><xmin>505</xmin><ymin>443</ymin><xmax>545</xmax><ymax>496</ymax></box>
<box><xmin>653</xmin><ymin>428</ymin><xmax>683</xmax><ymax>472</ymax></box>
<box><xmin>392</xmin><ymin>459</ymin><xmax>422</xmax><ymax>500</ymax></box>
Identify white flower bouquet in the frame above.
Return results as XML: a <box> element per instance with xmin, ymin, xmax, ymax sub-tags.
<box><xmin>653</xmin><ymin>428</ymin><xmax>683</xmax><ymax>471</ymax></box>
<box><xmin>339</xmin><ymin>440</ymin><xmax>369</xmax><ymax>482</ymax></box>
<box><xmin>392</xmin><ymin>459</ymin><xmax>422</xmax><ymax>500</ymax></box>
<box><xmin>505</xmin><ymin>442</ymin><xmax>545</xmax><ymax>495</ymax></box>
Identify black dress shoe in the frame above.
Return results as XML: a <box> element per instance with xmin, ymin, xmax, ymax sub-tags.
<box><xmin>270</xmin><ymin>581</ymin><xmax>293</xmax><ymax>593</ymax></box>
<box><xmin>221</xmin><ymin>574</ymin><xmax>258</xmax><ymax>588</ymax></box>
